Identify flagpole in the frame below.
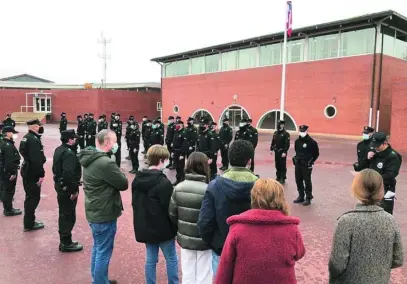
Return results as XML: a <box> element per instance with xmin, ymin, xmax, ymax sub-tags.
<box><xmin>279</xmin><ymin>22</ymin><xmax>288</xmax><ymax>121</ymax></box>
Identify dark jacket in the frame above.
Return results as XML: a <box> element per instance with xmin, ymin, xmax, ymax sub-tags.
<box><xmin>52</xmin><ymin>144</ymin><xmax>82</xmax><ymax>194</ymax></box>
<box><xmin>197</xmin><ymin>167</ymin><xmax>258</xmax><ymax>255</ymax></box>
<box><xmin>0</xmin><ymin>138</ymin><xmax>21</xmax><ymax>176</ymax></box>
<box><xmin>132</xmin><ymin>169</ymin><xmax>177</xmax><ymax>244</ymax></box>
<box><xmin>219</xmin><ymin>124</ymin><xmax>233</xmax><ymax>147</ymax></box>
<box><xmin>165</xmin><ymin>123</ymin><xmax>175</xmax><ymax>145</ymax></box>
<box><xmin>19</xmin><ymin>130</ymin><xmax>46</xmax><ymax>180</ymax></box>
<box><xmin>271</xmin><ymin>129</ymin><xmax>290</xmax><ymax>153</ymax></box>
<box><xmin>355</xmin><ymin>139</ymin><xmax>373</xmax><ymax>171</ymax></box>
<box><xmin>294</xmin><ymin>134</ymin><xmax>319</xmax><ymax>165</ymax></box>
<box><xmin>78</xmin><ymin>148</ymin><xmax>128</xmax><ymax>223</ymax></box>
<box><xmin>169</xmin><ymin>174</ymin><xmax>210</xmax><ymax>251</ymax></box>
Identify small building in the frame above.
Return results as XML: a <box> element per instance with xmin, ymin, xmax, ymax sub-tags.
<box><xmin>151</xmin><ymin>10</ymin><xmax>407</xmax><ymax>140</ymax></box>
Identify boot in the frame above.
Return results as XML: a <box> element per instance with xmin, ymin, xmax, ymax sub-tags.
<box><xmin>303</xmin><ymin>199</ymin><xmax>311</xmax><ymax>206</ymax></box>
<box><xmin>293</xmin><ymin>197</ymin><xmax>305</xmax><ymax>204</ymax></box>
<box><xmin>279</xmin><ymin>179</ymin><xmax>286</xmax><ymax>184</ymax></box>
<box><xmin>59</xmin><ymin>242</ymin><xmax>84</xmax><ymax>253</ymax></box>
<box><xmin>109</xmin><ymin>280</ymin><xmax>118</xmax><ymax>284</ymax></box>
<box><xmin>24</xmin><ymin>221</ymin><xmax>45</xmax><ymax>232</ymax></box>
<box><xmin>4</xmin><ymin>208</ymin><xmax>22</xmax><ymax>216</ymax></box>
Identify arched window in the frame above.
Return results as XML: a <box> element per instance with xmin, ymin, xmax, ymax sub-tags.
<box><xmin>257</xmin><ymin>110</ymin><xmax>297</xmax><ymax>131</ymax></box>
<box><xmin>191</xmin><ymin>109</ymin><xmax>215</xmax><ymax>123</ymax></box>
<box><xmin>219</xmin><ymin>105</ymin><xmax>250</xmax><ymax>129</ymax></box>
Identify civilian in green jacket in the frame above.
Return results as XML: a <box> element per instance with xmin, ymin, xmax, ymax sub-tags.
<box><xmin>78</xmin><ymin>129</ymin><xmax>128</xmax><ymax>284</ymax></box>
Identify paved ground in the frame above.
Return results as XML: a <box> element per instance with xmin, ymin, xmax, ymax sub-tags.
<box><xmin>0</xmin><ymin>124</ymin><xmax>406</xmax><ymax>284</ymax></box>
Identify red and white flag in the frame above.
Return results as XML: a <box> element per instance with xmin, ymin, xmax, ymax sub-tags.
<box><xmin>286</xmin><ymin>1</ymin><xmax>293</xmax><ymax>37</ymax></box>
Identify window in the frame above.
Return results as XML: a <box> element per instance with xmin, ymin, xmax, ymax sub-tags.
<box><xmin>309</xmin><ymin>34</ymin><xmax>339</xmax><ymax>60</ymax></box>
<box><xmin>258</xmin><ymin>111</ymin><xmax>296</xmax><ymax>131</ymax></box>
<box><xmin>324</xmin><ymin>105</ymin><xmax>337</xmax><ymax>118</ymax></box>
<box><xmin>173</xmin><ymin>105</ymin><xmax>179</xmax><ymax>113</ymax></box>
<box><xmin>341</xmin><ymin>28</ymin><xmax>375</xmax><ymax>56</ymax></box>
<box><xmin>221</xmin><ymin>51</ymin><xmax>237</xmax><ymax>71</ymax></box>
<box><xmin>259</xmin><ymin>43</ymin><xmax>282</xmax><ymax>66</ymax></box>
<box><xmin>288</xmin><ymin>39</ymin><xmax>304</xmax><ymax>63</ymax></box>
<box><xmin>238</xmin><ymin>47</ymin><xmax>257</xmax><ymax>69</ymax></box>
<box><xmin>205</xmin><ymin>54</ymin><xmax>220</xmax><ymax>72</ymax></box>
<box><xmin>174</xmin><ymin>59</ymin><xmax>190</xmax><ymax>76</ymax></box>
<box><xmin>191</xmin><ymin>57</ymin><xmax>205</xmax><ymax>74</ymax></box>
<box><xmin>395</xmin><ymin>32</ymin><xmax>407</xmax><ymax>60</ymax></box>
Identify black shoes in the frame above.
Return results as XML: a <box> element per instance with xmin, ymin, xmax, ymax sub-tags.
<box><xmin>3</xmin><ymin>208</ymin><xmax>22</xmax><ymax>216</ymax></box>
<box><xmin>303</xmin><ymin>199</ymin><xmax>312</xmax><ymax>206</ymax></box>
<box><xmin>125</xmin><ymin>156</ymin><xmax>131</xmax><ymax>160</ymax></box>
<box><xmin>59</xmin><ymin>242</ymin><xmax>84</xmax><ymax>253</ymax></box>
<box><xmin>129</xmin><ymin>169</ymin><xmax>137</xmax><ymax>174</ymax></box>
<box><xmin>24</xmin><ymin>221</ymin><xmax>45</xmax><ymax>232</ymax></box>
<box><xmin>109</xmin><ymin>280</ymin><xmax>118</xmax><ymax>284</ymax></box>
<box><xmin>293</xmin><ymin>197</ymin><xmax>305</xmax><ymax>204</ymax></box>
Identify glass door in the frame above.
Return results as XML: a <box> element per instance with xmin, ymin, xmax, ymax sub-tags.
<box><xmin>34</xmin><ymin>97</ymin><xmax>52</xmax><ymax>113</ymax></box>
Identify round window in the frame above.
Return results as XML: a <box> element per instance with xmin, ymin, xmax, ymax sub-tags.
<box><xmin>324</xmin><ymin>105</ymin><xmax>337</xmax><ymax>118</ymax></box>
<box><xmin>173</xmin><ymin>105</ymin><xmax>179</xmax><ymax>113</ymax></box>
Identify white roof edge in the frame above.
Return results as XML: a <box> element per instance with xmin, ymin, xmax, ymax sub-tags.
<box><xmin>0</xmin><ymin>81</ymin><xmax>161</xmax><ymax>90</ymax></box>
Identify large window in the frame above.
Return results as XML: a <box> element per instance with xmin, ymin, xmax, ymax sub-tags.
<box><xmin>259</xmin><ymin>43</ymin><xmax>282</xmax><ymax>66</ymax></box>
<box><xmin>238</xmin><ymin>47</ymin><xmax>257</xmax><ymax>69</ymax></box>
<box><xmin>165</xmin><ymin>60</ymin><xmax>190</xmax><ymax>77</ymax></box>
<box><xmin>288</xmin><ymin>39</ymin><xmax>304</xmax><ymax>63</ymax></box>
<box><xmin>309</xmin><ymin>33</ymin><xmax>339</xmax><ymax>60</ymax></box>
<box><xmin>221</xmin><ymin>51</ymin><xmax>237</xmax><ymax>71</ymax></box>
<box><xmin>191</xmin><ymin>57</ymin><xmax>205</xmax><ymax>74</ymax></box>
<box><xmin>395</xmin><ymin>33</ymin><xmax>407</xmax><ymax>60</ymax></box>
<box><xmin>341</xmin><ymin>28</ymin><xmax>375</xmax><ymax>56</ymax></box>
<box><xmin>205</xmin><ymin>54</ymin><xmax>220</xmax><ymax>72</ymax></box>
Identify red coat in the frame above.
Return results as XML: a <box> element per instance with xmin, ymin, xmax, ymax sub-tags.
<box><xmin>216</xmin><ymin>209</ymin><xmax>305</xmax><ymax>284</ymax></box>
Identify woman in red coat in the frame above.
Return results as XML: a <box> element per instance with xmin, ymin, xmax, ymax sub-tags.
<box><xmin>216</xmin><ymin>178</ymin><xmax>306</xmax><ymax>284</ymax></box>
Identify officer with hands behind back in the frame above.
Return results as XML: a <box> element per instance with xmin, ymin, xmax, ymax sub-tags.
<box><xmin>219</xmin><ymin>117</ymin><xmax>233</xmax><ymax>171</ymax></box>
<box><xmin>52</xmin><ymin>129</ymin><xmax>83</xmax><ymax>252</ymax></box>
<box><xmin>270</xmin><ymin>120</ymin><xmax>290</xmax><ymax>184</ymax></box>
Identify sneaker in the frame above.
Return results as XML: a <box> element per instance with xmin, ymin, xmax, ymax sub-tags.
<box><xmin>3</xmin><ymin>208</ymin><xmax>22</xmax><ymax>216</ymax></box>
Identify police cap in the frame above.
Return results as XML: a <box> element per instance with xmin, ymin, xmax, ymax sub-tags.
<box><xmin>187</xmin><ymin>117</ymin><xmax>194</xmax><ymax>122</ymax></box>
<box><xmin>2</xmin><ymin>126</ymin><xmax>18</xmax><ymax>134</ymax></box>
<box><xmin>248</xmin><ymin>118</ymin><xmax>253</xmax><ymax>123</ymax></box>
<box><xmin>129</xmin><ymin>115</ymin><xmax>134</xmax><ymax>119</ymax></box>
<box><xmin>278</xmin><ymin>120</ymin><xmax>285</xmax><ymax>124</ymax></box>
<box><xmin>223</xmin><ymin>117</ymin><xmax>229</xmax><ymax>122</ymax></box>
<box><xmin>99</xmin><ymin>115</ymin><xmax>104</xmax><ymax>119</ymax></box>
<box><xmin>116</xmin><ymin>113</ymin><xmax>121</xmax><ymax>117</ymax></box>
<box><xmin>210</xmin><ymin>121</ymin><xmax>217</xmax><ymax>126</ymax></box>
<box><xmin>61</xmin><ymin>112</ymin><xmax>66</xmax><ymax>116</ymax></box>
<box><xmin>89</xmin><ymin>113</ymin><xmax>94</xmax><ymax>116</ymax></box>
<box><xmin>0</xmin><ymin>123</ymin><xmax>3</xmax><ymax>130</ymax></box>
<box><xmin>84</xmin><ymin>113</ymin><xmax>89</xmax><ymax>116</ymax></box>
<box><xmin>240</xmin><ymin>118</ymin><xmax>248</xmax><ymax>123</ymax></box>
<box><xmin>61</xmin><ymin>129</ymin><xmax>79</xmax><ymax>140</ymax></box>
<box><xmin>168</xmin><ymin>116</ymin><xmax>174</xmax><ymax>119</ymax></box>
<box><xmin>363</xmin><ymin>126</ymin><xmax>374</xmax><ymax>134</ymax></box>
<box><xmin>156</xmin><ymin>116</ymin><xmax>161</xmax><ymax>120</ymax></box>
<box><xmin>176</xmin><ymin>116</ymin><xmax>181</xmax><ymax>120</ymax></box>
<box><xmin>299</xmin><ymin>125</ymin><xmax>309</xmax><ymax>132</ymax></box>
<box><xmin>77</xmin><ymin>115</ymin><xmax>82</xmax><ymax>119</ymax></box>
<box><xmin>176</xmin><ymin>120</ymin><xmax>184</xmax><ymax>125</ymax></box>
<box><xmin>27</xmin><ymin>119</ymin><xmax>42</xmax><ymax>126</ymax></box>
<box><xmin>201</xmin><ymin>118</ymin><xmax>210</xmax><ymax>125</ymax></box>
<box><xmin>371</xmin><ymin>132</ymin><xmax>387</xmax><ymax>147</ymax></box>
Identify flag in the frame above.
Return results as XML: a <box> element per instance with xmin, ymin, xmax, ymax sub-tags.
<box><xmin>286</xmin><ymin>1</ymin><xmax>293</xmax><ymax>37</ymax></box>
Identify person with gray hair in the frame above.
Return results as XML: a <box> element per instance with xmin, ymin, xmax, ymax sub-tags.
<box><xmin>78</xmin><ymin>129</ymin><xmax>129</xmax><ymax>284</ymax></box>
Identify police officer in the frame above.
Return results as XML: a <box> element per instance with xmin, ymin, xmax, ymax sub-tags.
<box><xmin>141</xmin><ymin>116</ymin><xmax>148</xmax><ymax>154</ymax></box>
<box><xmin>175</xmin><ymin>116</ymin><xmax>181</xmax><ymax>124</ymax></box>
<box><xmin>219</xmin><ymin>117</ymin><xmax>233</xmax><ymax>171</ymax></box>
<box><xmin>172</xmin><ymin>120</ymin><xmax>189</xmax><ymax>185</ymax></box>
<box><xmin>270</xmin><ymin>120</ymin><xmax>290</xmax><ymax>184</ymax></box>
<box><xmin>52</xmin><ymin>129</ymin><xmax>83</xmax><ymax>252</ymax></box>
<box><xmin>363</xmin><ymin>132</ymin><xmax>402</xmax><ymax>215</ymax></box>
<box><xmin>0</xmin><ymin>123</ymin><xmax>4</xmax><ymax>203</ymax></box>
<box><xmin>143</xmin><ymin>120</ymin><xmax>152</xmax><ymax>160</ymax></box>
<box><xmin>165</xmin><ymin>116</ymin><xmax>176</xmax><ymax>169</ymax></box>
<box><xmin>150</xmin><ymin>120</ymin><xmax>164</xmax><ymax>146</ymax></box>
<box><xmin>110</xmin><ymin>113</ymin><xmax>123</xmax><ymax>167</ymax></box>
<box><xmin>235</xmin><ymin>119</ymin><xmax>254</xmax><ymax>171</ymax></box>
<box><xmin>125</xmin><ymin>115</ymin><xmax>135</xmax><ymax>154</ymax></box>
<box><xmin>208</xmin><ymin>121</ymin><xmax>221</xmax><ymax>179</ymax></box>
<box><xmin>156</xmin><ymin>116</ymin><xmax>164</xmax><ymax>130</ymax></box>
<box><xmin>292</xmin><ymin>125</ymin><xmax>319</xmax><ymax>206</ymax></box>
<box><xmin>76</xmin><ymin>115</ymin><xmax>86</xmax><ymax>150</ymax></box>
<box><xmin>185</xmin><ymin>117</ymin><xmax>198</xmax><ymax>159</ymax></box>
<box><xmin>127</xmin><ymin>121</ymin><xmax>141</xmax><ymax>174</ymax></box>
<box><xmin>3</xmin><ymin>114</ymin><xmax>16</xmax><ymax>127</ymax></box>
<box><xmin>86</xmin><ymin>113</ymin><xmax>97</xmax><ymax>147</ymax></box>
<box><xmin>247</xmin><ymin>119</ymin><xmax>258</xmax><ymax>172</ymax></box>
<box><xmin>98</xmin><ymin>114</ymin><xmax>108</xmax><ymax>132</ymax></box>
<box><xmin>353</xmin><ymin>126</ymin><xmax>375</xmax><ymax>172</ymax></box>
<box><xmin>59</xmin><ymin>112</ymin><xmax>68</xmax><ymax>133</ymax></box>
<box><xmin>1</xmin><ymin>126</ymin><xmax>21</xmax><ymax>216</ymax></box>
<box><xmin>19</xmin><ymin>119</ymin><xmax>46</xmax><ymax>231</ymax></box>
<box><xmin>197</xmin><ymin>119</ymin><xmax>217</xmax><ymax>179</ymax></box>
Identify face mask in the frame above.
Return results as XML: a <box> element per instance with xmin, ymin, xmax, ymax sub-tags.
<box><xmin>239</xmin><ymin>123</ymin><xmax>246</xmax><ymax>128</ymax></box>
<box><xmin>362</xmin><ymin>134</ymin><xmax>370</xmax><ymax>140</ymax></box>
<box><xmin>38</xmin><ymin>126</ymin><xmax>44</xmax><ymax>134</ymax></box>
<box><xmin>99</xmin><ymin>119</ymin><xmax>102</xmax><ymax>123</ymax></box>
<box><xmin>299</xmin><ymin>132</ymin><xmax>307</xmax><ymax>137</ymax></box>
<box><xmin>152</xmin><ymin>125</ymin><xmax>157</xmax><ymax>129</ymax></box>
<box><xmin>147</xmin><ymin>124</ymin><xmax>151</xmax><ymax>127</ymax></box>
<box><xmin>131</xmin><ymin>125</ymin><xmax>136</xmax><ymax>129</ymax></box>
<box><xmin>175</xmin><ymin>125</ymin><xmax>182</xmax><ymax>131</ymax></box>
<box><xmin>12</xmin><ymin>134</ymin><xmax>18</xmax><ymax>140</ymax></box>
<box><xmin>188</xmin><ymin>121</ymin><xmax>193</xmax><ymax>125</ymax></box>
<box><xmin>143</xmin><ymin>118</ymin><xmax>147</xmax><ymax>121</ymax></box>
<box><xmin>115</xmin><ymin>116</ymin><xmax>120</xmax><ymax>120</ymax></box>
<box><xmin>279</xmin><ymin>125</ymin><xmax>284</xmax><ymax>130</ymax></box>
<box><xmin>168</xmin><ymin>120</ymin><xmax>174</xmax><ymax>124</ymax></box>
<box><xmin>111</xmin><ymin>143</ymin><xmax>119</xmax><ymax>154</ymax></box>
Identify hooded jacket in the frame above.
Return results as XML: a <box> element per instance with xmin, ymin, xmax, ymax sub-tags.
<box><xmin>216</xmin><ymin>209</ymin><xmax>305</xmax><ymax>284</ymax></box>
<box><xmin>78</xmin><ymin>148</ymin><xmax>128</xmax><ymax>223</ymax></box>
<box><xmin>132</xmin><ymin>169</ymin><xmax>177</xmax><ymax>244</ymax></box>
<box><xmin>197</xmin><ymin>167</ymin><xmax>258</xmax><ymax>255</ymax></box>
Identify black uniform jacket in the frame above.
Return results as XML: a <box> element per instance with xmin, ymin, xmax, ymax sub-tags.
<box><xmin>294</xmin><ymin>135</ymin><xmax>319</xmax><ymax>165</ymax></box>
<box><xmin>59</xmin><ymin>117</ymin><xmax>68</xmax><ymax>132</ymax></box>
<box><xmin>355</xmin><ymin>139</ymin><xmax>373</xmax><ymax>171</ymax></box>
<box><xmin>19</xmin><ymin>131</ymin><xmax>46</xmax><ymax>179</ymax></box>
<box><xmin>172</xmin><ymin>129</ymin><xmax>189</xmax><ymax>155</ymax></box>
<box><xmin>235</xmin><ymin>127</ymin><xmax>253</xmax><ymax>142</ymax></box>
<box><xmin>150</xmin><ymin>128</ymin><xmax>164</xmax><ymax>146</ymax></box>
<box><xmin>271</xmin><ymin>129</ymin><xmax>290</xmax><ymax>153</ymax></box>
<box><xmin>52</xmin><ymin>144</ymin><xmax>82</xmax><ymax>194</ymax></box>
<box><xmin>128</xmin><ymin>128</ymin><xmax>141</xmax><ymax>149</ymax></box>
<box><xmin>165</xmin><ymin>123</ymin><xmax>175</xmax><ymax>145</ymax></box>
<box><xmin>219</xmin><ymin>124</ymin><xmax>233</xmax><ymax>147</ymax></box>
<box><xmin>0</xmin><ymin>138</ymin><xmax>21</xmax><ymax>176</ymax></box>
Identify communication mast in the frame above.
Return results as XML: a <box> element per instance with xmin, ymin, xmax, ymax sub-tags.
<box><xmin>98</xmin><ymin>32</ymin><xmax>111</xmax><ymax>88</ymax></box>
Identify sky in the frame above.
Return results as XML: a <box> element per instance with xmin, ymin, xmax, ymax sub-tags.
<box><xmin>0</xmin><ymin>0</ymin><xmax>406</xmax><ymax>84</ymax></box>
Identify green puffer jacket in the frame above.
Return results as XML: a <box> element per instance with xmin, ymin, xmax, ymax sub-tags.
<box><xmin>78</xmin><ymin>148</ymin><xmax>129</xmax><ymax>223</ymax></box>
<box><xmin>169</xmin><ymin>174</ymin><xmax>209</xmax><ymax>251</ymax></box>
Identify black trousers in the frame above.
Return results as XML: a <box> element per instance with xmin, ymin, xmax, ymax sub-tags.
<box><xmin>250</xmin><ymin>150</ymin><xmax>256</xmax><ymax>172</ymax></box>
<box><xmin>115</xmin><ymin>143</ymin><xmax>122</xmax><ymax>168</ymax></box>
<box><xmin>210</xmin><ymin>154</ymin><xmax>218</xmax><ymax>179</ymax></box>
<box><xmin>22</xmin><ymin>177</ymin><xmax>42</xmax><ymax>228</ymax></box>
<box><xmin>295</xmin><ymin>164</ymin><xmax>313</xmax><ymax>200</ymax></box>
<box><xmin>0</xmin><ymin>169</ymin><xmax>4</xmax><ymax>201</ymax></box>
<box><xmin>56</xmin><ymin>185</ymin><xmax>78</xmax><ymax>245</ymax></box>
<box><xmin>166</xmin><ymin>143</ymin><xmax>173</xmax><ymax>166</ymax></box>
<box><xmin>186</xmin><ymin>146</ymin><xmax>196</xmax><ymax>159</ymax></box>
<box><xmin>78</xmin><ymin>137</ymin><xmax>85</xmax><ymax>150</ymax></box>
<box><xmin>86</xmin><ymin>135</ymin><xmax>95</xmax><ymax>148</ymax></box>
<box><xmin>380</xmin><ymin>199</ymin><xmax>394</xmax><ymax>215</ymax></box>
<box><xmin>2</xmin><ymin>173</ymin><xmax>17</xmax><ymax>211</ymax></box>
<box><xmin>173</xmin><ymin>151</ymin><xmax>185</xmax><ymax>183</ymax></box>
<box><xmin>275</xmin><ymin>151</ymin><xmax>287</xmax><ymax>180</ymax></box>
<box><xmin>130</xmin><ymin>147</ymin><xmax>140</xmax><ymax>171</ymax></box>
<box><xmin>220</xmin><ymin>145</ymin><xmax>229</xmax><ymax>168</ymax></box>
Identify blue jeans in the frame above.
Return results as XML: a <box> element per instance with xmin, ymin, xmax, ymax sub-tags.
<box><xmin>145</xmin><ymin>239</ymin><xmax>179</xmax><ymax>284</ymax></box>
<box><xmin>212</xmin><ymin>250</ymin><xmax>220</xmax><ymax>277</ymax></box>
<box><xmin>89</xmin><ymin>220</ymin><xmax>117</xmax><ymax>284</ymax></box>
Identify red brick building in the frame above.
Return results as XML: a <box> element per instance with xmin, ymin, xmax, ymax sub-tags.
<box><xmin>151</xmin><ymin>10</ymin><xmax>407</xmax><ymax>141</ymax></box>
<box><xmin>0</xmin><ymin>74</ymin><xmax>161</xmax><ymax>122</ymax></box>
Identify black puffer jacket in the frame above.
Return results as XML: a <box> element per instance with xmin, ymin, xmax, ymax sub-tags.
<box><xmin>169</xmin><ymin>174</ymin><xmax>210</xmax><ymax>250</ymax></box>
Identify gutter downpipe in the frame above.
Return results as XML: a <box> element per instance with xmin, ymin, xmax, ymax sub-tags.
<box><xmin>369</xmin><ymin>24</ymin><xmax>378</xmax><ymax>127</ymax></box>
<box><xmin>376</xmin><ymin>30</ymin><xmax>385</xmax><ymax>131</ymax></box>
<box><xmin>157</xmin><ymin>62</ymin><xmax>164</xmax><ymax>119</ymax></box>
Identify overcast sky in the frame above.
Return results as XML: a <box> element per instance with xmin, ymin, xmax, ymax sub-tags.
<box><xmin>0</xmin><ymin>0</ymin><xmax>406</xmax><ymax>84</ymax></box>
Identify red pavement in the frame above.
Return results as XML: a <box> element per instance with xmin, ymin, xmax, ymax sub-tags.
<box><xmin>0</xmin><ymin>124</ymin><xmax>406</xmax><ymax>284</ymax></box>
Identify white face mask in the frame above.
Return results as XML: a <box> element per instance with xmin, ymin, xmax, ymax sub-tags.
<box><xmin>143</xmin><ymin>118</ymin><xmax>147</xmax><ymax>121</ymax></box>
<box><xmin>12</xmin><ymin>134</ymin><xmax>18</xmax><ymax>140</ymax></box>
<box><xmin>299</xmin><ymin>132</ymin><xmax>307</xmax><ymax>138</ymax></box>
<box><xmin>111</xmin><ymin>142</ymin><xmax>119</xmax><ymax>154</ymax></box>
<box><xmin>239</xmin><ymin>123</ymin><xmax>246</xmax><ymax>128</ymax></box>
<box><xmin>362</xmin><ymin>134</ymin><xmax>370</xmax><ymax>140</ymax></box>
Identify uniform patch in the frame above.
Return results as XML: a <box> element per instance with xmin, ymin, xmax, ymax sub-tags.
<box><xmin>377</xmin><ymin>162</ymin><xmax>383</xmax><ymax>169</ymax></box>
<box><xmin>303</xmin><ymin>143</ymin><xmax>307</xmax><ymax>148</ymax></box>
<box><xmin>22</xmin><ymin>138</ymin><xmax>27</xmax><ymax>142</ymax></box>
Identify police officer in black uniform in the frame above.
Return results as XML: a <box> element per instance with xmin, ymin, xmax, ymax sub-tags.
<box><xmin>247</xmin><ymin>119</ymin><xmax>258</xmax><ymax>172</ymax></box>
<box><xmin>172</xmin><ymin>120</ymin><xmax>189</xmax><ymax>186</ymax></box>
<box><xmin>0</xmin><ymin>123</ymin><xmax>4</xmax><ymax>203</ymax></box>
<box><xmin>0</xmin><ymin>126</ymin><xmax>21</xmax><ymax>216</ymax></box>
<box><xmin>19</xmin><ymin>119</ymin><xmax>46</xmax><ymax>231</ymax></box>
<box><xmin>125</xmin><ymin>115</ymin><xmax>135</xmax><ymax>151</ymax></box>
<box><xmin>98</xmin><ymin>114</ymin><xmax>108</xmax><ymax>132</ymax></box>
<box><xmin>141</xmin><ymin>116</ymin><xmax>148</xmax><ymax>154</ymax></box>
<box><xmin>156</xmin><ymin>116</ymin><xmax>164</xmax><ymax>130</ymax></box>
<box><xmin>59</xmin><ymin>112</ymin><xmax>68</xmax><ymax>133</ymax></box>
<box><xmin>3</xmin><ymin>114</ymin><xmax>16</xmax><ymax>127</ymax></box>
<box><xmin>197</xmin><ymin>119</ymin><xmax>217</xmax><ymax>179</ymax></box>
<box><xmin>219</xmin><ymin>118</ymin><xmax>233</xmax><ymax>171</ymax></box>
<box><xmin>76</xmin><ymin>115</ymin><xmax>86</xmax><ymax>150</ymax></box>
<box><xmin>150</xmin><ymin>120</ymin><xmax>164</xmax><ymax>146</ymax></box>
<box><xmin>208</xmin><ymin>121</ymin><xmax>221</xmax><ymax>179</ymax></box>
<box><xmin>235</xmin><ymin>119</ymin><xmax>254</xmax><ymax>172</ymax></box>
<box><xmin>165</xmin><ymin>116</ymin><xmax>176</xmax><ymax>169</ymax></box>
<box><xmin>143</xmin><ymin>120</ymin><xmax>152</xmax><ymax>160</ymax></box>
<box><xmin>362</xmin><ymin>132</ymin><xmax>402</xmax><ymax>215</ymax></box>
<box><xmin>185</xmin><ymin>117</ymin><xmax>198</xmax><ymax>159</ymax></box>
<box><xmin>110</xmin><ymin>113</ymin><xmax>123</xmax><ymax>167</ymax></box>
<box><xmin>353</xmin><ymin>126</ymin><xmax>375</xmax><ymax>172</ymax></box>
<box><xmin>52</xmin><ymin>129</ymin><xmax>83</xmax><ymax>252</ymax></box>
<box><xmin>292</xmin><ymin>125</ymin><xmax>319</xmax><ymax>206</ymax></box>
<box><xmin>175</xmin><ymin>116</ymin><xmax>181</xmax><ymax>124</ymax></box>
<box><xmin>85</xmin><ymin>113</ymin><xmax>97</xmax><ymax>147</ymax></box>
<box><xmin>270</xmin><ymin>120</ymin><xmax>291</xmax><ymax>184</ymax></box>
<box><xmin>127</xmin><ymin>121</ymin><xmax>141</xmax><ymax>174</ymax></box>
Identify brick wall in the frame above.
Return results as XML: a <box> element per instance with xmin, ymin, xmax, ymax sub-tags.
<box><xmin>389</xmin><ymin>77</ymin><xmax>407</xmax><ymax>153</ymax></box>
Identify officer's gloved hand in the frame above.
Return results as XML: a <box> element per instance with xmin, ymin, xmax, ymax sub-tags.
<box><xmin>307</xmin><ymin>163</ymin><xmax>313</xmax><ymax>169</ymax></box>
<box><xmin>292</xmin><ymin>156</ymin><xmax>297</xmax><ymax>166</ymax></box>
<box><xmin>353</xmin><ymin>162</ymin><xmax>360</xmax><ymax>172</ymax></box>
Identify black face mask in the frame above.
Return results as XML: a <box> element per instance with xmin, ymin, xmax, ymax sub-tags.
<box><xmin>38</xmin><ymin>126</ymin><xmax>44</xmax><ymax>134</ymax></box>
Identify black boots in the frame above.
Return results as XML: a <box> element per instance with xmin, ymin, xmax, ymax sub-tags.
<box><xmin>24</xmin><ymin>221</ymin><xmax>45</xmax><ymax>232</ymax></box>
<box><xmin>59</xmin><ymin>242</ymin><xmax>84</xmax><ymax>253</ymax></box>
<box><xmin>3</xmin><ymin>208</ymin><xmax>22</xmax><ymax>216</ymax></box>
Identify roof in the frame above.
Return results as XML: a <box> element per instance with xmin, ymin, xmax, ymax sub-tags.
<box><xmin>151</xmin><ymin>10</ymin><xmax>407</xmax><ymax>63</ymax></box>
<box><xmin>0</xmin><ymin>74</ymin><xmax>54</xmax><ymax>83</ymax></box>
<box><xmin>0</xmin><ymin>81</ymin><xmax>161</xmax><ymax>90</ymax></box>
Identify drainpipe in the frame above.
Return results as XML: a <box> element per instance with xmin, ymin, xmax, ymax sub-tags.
<box><xmin>369</xmin><ymin>25</ymin><xmax>378</xmax><ymax>127</ymax></box>
<box><xmin>158</xmin><ymin>62</ymin><xmax>164</xmax><ymax>119</ymax></box>
<box><xmin>376</xmin><ymin>31</ymin><xmax>385</xmax><ymax>131</ymax></box>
